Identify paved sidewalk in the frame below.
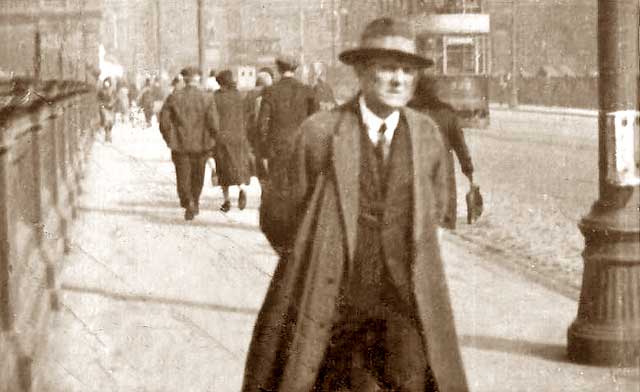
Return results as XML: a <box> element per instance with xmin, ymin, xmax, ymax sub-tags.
<box><xmin>39</xmin><ymin>122</ymin><xmax>639</xmax><ymax>391</ymax></box>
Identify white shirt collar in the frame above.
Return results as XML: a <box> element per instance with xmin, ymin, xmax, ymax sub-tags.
<box><xmin>359</xmin><ymin>95</ymin><xmax>400</xmax><ymax>144</ymax></box>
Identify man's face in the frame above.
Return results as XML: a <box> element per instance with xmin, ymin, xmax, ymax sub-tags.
<box><xmin>357</xmin><ymin>55</ymin><xmax>419</xmax><ymax>113</ymax></box>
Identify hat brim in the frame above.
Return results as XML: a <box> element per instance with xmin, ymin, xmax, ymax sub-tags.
<box><xmin>339</xmin><ymin>48</ymin><xmax>433</xmax><ymax>68</ymax></box>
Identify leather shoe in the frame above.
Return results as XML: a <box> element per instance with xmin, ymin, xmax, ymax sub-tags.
<box><xmin>238</xmin><ymin>190</ymin><xmax>247</xmax><ymax>210</ymax></box>
<box><xmin>220</xmin><ymin>200</ymin><xmax>231</xmax><ymax>212</ymax></box>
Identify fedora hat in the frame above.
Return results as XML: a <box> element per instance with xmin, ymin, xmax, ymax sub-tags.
<box><xmin>339</xmin><ymin>17</ymin><xmax>433</xmax><ymax>68</ymax></box>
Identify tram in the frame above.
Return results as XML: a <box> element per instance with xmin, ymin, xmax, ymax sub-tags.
<box><xmin>411</xmin><ymin>4</ymin><xmax>491</xmax><ymax>128</ymax></box>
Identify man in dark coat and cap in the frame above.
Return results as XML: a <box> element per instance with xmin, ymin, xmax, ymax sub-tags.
<box><xmin>243</xmin><ymin>17</ymin><xmax>469</xmax><ymax>392</ymax></box>
<box><xmin>257</xmin><ymin>53</ymin><xmax>319</xmax><ymax>191</ymax></box>
<box><xmin>159</xmin><ymin>66</ymin><xmax>219</xmax><ymax>220</ymax></box>
<box><xmin>410</xmin><ymin>75</ymin><xmax>474</xmax><ymax>229</ymax></box>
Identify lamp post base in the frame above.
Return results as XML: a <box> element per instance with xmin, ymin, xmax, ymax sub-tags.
<box><xmin>567</xmin><ymin>197</ymin><xmax>640</xmax><ymax>367</ymax></box>
<box><xmin>568</xmin><ymin>320</ymin><xmax>640</xmax><ymax>367</ymax></box>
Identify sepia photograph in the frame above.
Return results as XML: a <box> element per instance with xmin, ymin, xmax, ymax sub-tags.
<box><xmin>0</xmin><ymin>0</ymin><xmax>639</xmax><ymax>391</ymax></box>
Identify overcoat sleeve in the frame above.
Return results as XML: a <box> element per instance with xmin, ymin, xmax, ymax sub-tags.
<box><xmin>447</xmin><ymin>113</ymin><xmax>474</xmax><ymax>176</ymax></box>
<box><xmin>428</xmin><ymin>117</ymin><xmax>452</xmax><ymax>228</ymax></box>
<box><xmin>158</xmin><ymin>96</ymin><xmax>174</xmax><ymax>148</ymax></box>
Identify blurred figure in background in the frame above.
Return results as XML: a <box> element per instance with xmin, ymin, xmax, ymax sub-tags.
<box><xmin>206</xmin><ymin>69</ymin><xmax>220</xmax><ymax>93</ymax></box>
<box><xmin>158</xmin><ymin>66</ymin><xmax>219</xmax><ymax>221</ymax></box>
<box><xmin>213</xmin><ymin>70</ymin><xmax>253</xmax><ymax>212</ymax></box>
<box><xmin>169</xmin><ymin>74</ymin><xmax>184</xmax><ymax>94</ymax></box>
<box><xmin>138</xmin><ymin>78</ymin><xmax>156</xmax><ymax>127</ymax></box>
<box><xmin>409</xmin><ymin>74</ymin><xmax>474</xmax><ymax>229</ymax></box>
<box><xmin>114</xmin><ymin>79</ymin><xmax>130</xmax><ymax>125</ymax></box>
<box><xmin>244</xmin><ymin>69</ymin><xmax>273</xmax><ymax>180</ymax></box>
<box><xmin>311</xmin><ymin>61</ymin><xmax>336</xmax><ymax>111</ymax></box>
<box><xmin>257</xmin><ymin>54</ymin><xmax>318</xmax><ymax>190</ymax></box>
<box><xmin>97</xmin><ymin>77</ymin><xmax>116</xmax><ymax>142</ymax></box>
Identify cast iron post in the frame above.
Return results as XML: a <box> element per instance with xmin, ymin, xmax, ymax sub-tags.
<box><xmin>197</xmin><ymin>0</ymin><xmax>206</xmax><ymax>81</ymax></box>
<box><xmin>567</xmin><ymin>0</ymin><xmax>640</xmax><ymax>366</ymax></box>
<box><xmin>508</xmin><ymin>0</ymin><xmax>518</xmax><ymax>108</ymax></box>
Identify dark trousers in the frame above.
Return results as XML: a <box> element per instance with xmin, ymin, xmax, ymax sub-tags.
<box><xmin>314</xmin><ymin>308</ymin><xmax>437</xmax><ymax>392</ymax></box>
<box><xmin>171</xmin><ymin>151</ymin><xmax>207</xmax><ymax>209</ymax></box>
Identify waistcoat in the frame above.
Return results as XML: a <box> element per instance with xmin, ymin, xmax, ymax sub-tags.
<box><xmin>343</xmin><ymin>117</ymin><xmax>414</xmax><ymax>320</ymax></box>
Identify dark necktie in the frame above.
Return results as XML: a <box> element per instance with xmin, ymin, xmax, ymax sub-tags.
<box><xmin>375</xmin><ymin>123</ymin><xmax>387</xmax><ymax>164</ymax></box>
<box><xmin>375</xmin><ymin>123</ymin><xmax>388</xmax><ymax>192</ymax></box>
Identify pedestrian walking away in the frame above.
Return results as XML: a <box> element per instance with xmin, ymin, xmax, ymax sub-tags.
<box><xmin>311</xmin><ymin>61</ymin><xmax>337</xmax><ymax>111</ymax></box>
<box><xmin>244</xmin><ymin>69</ymin><xmax>273</xmax><ymax>181</ymax></box>
<box><xmin>97</xmin><ymin>77</ymin><xmax>116</xmax><ymax>143</ymax></box>
<box><xmin>257</xmin><ymin>53</ymin><xmax>319</xmax><ymax>191</ymax></box>
<box><xmin>139</xmin><ymin>77</ymin><xmax>163</xmax><ymax>127</ymax></box>
<box><xmin>243</xmin><ymin>17</ymin><xmax>468</xmax><ymax>392</ymax></box>
<box><xmin>158</xmin><ymin>66</ymin><xmax>219</xmax><ymax>221</ymax></box>
<box><xmin>410</xmin><ymin>74</ymin><xmax>475</xmax><ymax>229</ymax></box>
<box><xmin>213</xmin><ymin>70</ymin><xmax>252</xmax><ymax>212</ymax></box>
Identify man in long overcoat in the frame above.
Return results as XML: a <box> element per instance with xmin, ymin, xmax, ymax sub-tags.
<box><xmin>410</xmin><ymin>75</ymin><xmax>474</xmax><ymax>229</ymax></box>
<box><xmin>243</xmin><ymin>18</ymin><xmax>468</xmax><ymax>392</ymax></box>
<box><xmin>159</xmin><ymin>66</ymin><xmax>219</xmax><ymax>220</ymax></box>
<box><xmin>257</xmin><ymin>54</ymin><xmax>319</xmax><ymax>189</ymax></box>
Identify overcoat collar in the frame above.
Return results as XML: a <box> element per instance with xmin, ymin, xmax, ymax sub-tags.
<box><xmin>331</xmin><ymin>96</ymin><xmax>424</xmax><ymax>261</ymax></box>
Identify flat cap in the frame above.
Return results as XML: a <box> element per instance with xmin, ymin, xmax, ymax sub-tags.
<box><xmin>180</xmin><ymin>66</ymin><xmax>202</xmax><ymax>79</ymax></box>
<box><xmin>275</xmin><ymin>54</ymin><xmax>299</xmax><ymax>71</ymax></box>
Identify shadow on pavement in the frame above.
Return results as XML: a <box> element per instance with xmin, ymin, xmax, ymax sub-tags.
<box><xmin>459</xmin><ymin>334</ymin><xmax>570</xmax><ymax>363</ymax></box>
<box><xmin>76</xmin><ymin>205</ymin><xmax>262</xmax><ymax>233</ymax></box>
<box><xmin>61</xmin><ymin>284</ymin><xmax>259</xmax><ymax>316</ymax></box>
<box><xmin>118</xmin><ymin>199</ymin><xmax>182</xmax><ymax>209</ymax></box>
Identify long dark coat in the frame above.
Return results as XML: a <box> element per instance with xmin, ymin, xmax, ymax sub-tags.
<box><xmin>257</xmin><ymin>76</ymin><xmax>318</xmax><ymax>162</ymax></box>
<box><xmin>213</xmin><ymin>87</ymin><xmax>252</xmax><ymax>186</ymax></box>
<box><xmin>158</xmin><ymin>85</ymin><xmax>219</xmax><ymax>153</ymax></box>
<box><xmin>410</xmin><ymin>78</ymin><xmax>474</xmax><ymax>229</ymax></box>
<box><xmin>424</xmin><ymin>105</ymin><xmax>473</xmax><ymax>229</ymax></box>
<box><xmin>243</xmin><ymin>87</ymin><xmax>264</xmax><ymax>154</ymax></box>
<box><xmin>243</xmin><ymin>99</ymin><xmax>469</xmax><ymax>392</ymax></box>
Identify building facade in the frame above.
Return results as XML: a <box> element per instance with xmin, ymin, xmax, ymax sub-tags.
<box><xmin>336</xmin><ymin>0</ymin><xmax>598</xmax><ymax>77</ymax></box>
<box><xmin>0</xmin><ymin>0</ymin><xmax>103</xmax><ymax>82</ymax></box>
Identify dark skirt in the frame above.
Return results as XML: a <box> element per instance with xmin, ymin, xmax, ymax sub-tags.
<box><xmin>215</xmin><ymin>140</ymin><xmax>252</xmax><ymax>187</ymax></box>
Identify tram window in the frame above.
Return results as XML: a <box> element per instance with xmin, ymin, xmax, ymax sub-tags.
<box><xmin>446</xmin><ymin>44</ymin><xmax>475</xmax><ymax>74</ymax></box>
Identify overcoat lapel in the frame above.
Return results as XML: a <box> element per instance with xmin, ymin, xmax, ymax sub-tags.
<box><xmin>331</xmin><ymin>99</ymin><xmax>360</xmax><ymax>262</ymax></box>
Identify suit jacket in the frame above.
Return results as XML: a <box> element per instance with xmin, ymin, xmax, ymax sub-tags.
<box><xmin>257</xmin><ymin>76</ymin><xmax>318</xmax><ymax>160</ymax></box>
<box><xmin>158</xmin><ymin>85</ymin><xmax>219</xmax><ymax>153</ymax></box>
<box><xmin>243</xmin><ymin>98</ymin><xmax>468</xmax><ymax>392</ymax></box>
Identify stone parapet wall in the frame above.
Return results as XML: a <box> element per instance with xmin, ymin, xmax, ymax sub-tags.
<box><xmin>0</xmin><ymin>80</ymin><xmax>98</xmax><ymax>391</ymax></box>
